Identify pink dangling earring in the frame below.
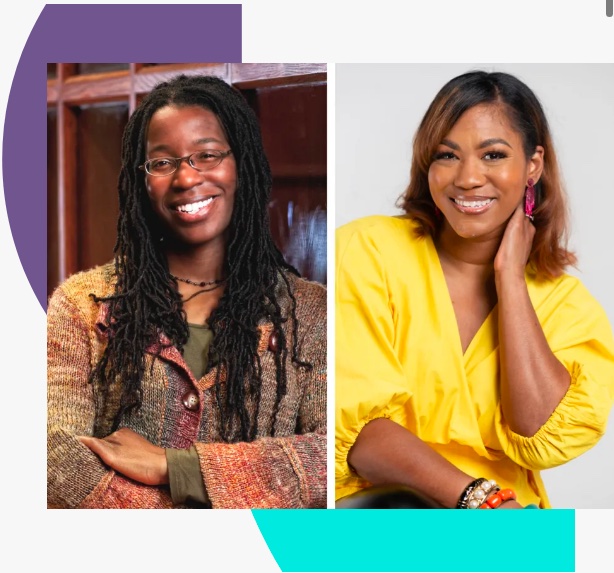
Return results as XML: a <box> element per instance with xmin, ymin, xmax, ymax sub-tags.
<box><xmin>434</xmin><ymin>205</ymin><xmax>441</xmax><ymax>219</ymax></box>
<box><xmin>524</xmin><ymin>178</ymin><xmax>535</xmax><ymax>221</ymax></box>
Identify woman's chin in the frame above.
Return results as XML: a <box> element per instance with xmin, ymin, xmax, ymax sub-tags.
<box><xmin>162</xmin><ymin>229</ymin><xmax>227</xmax><ymax>253</ymax></box>
<box><xmin>444</xmin><ymin>219</ymin><xmax>505</xmax><ymax>242</ymax></box>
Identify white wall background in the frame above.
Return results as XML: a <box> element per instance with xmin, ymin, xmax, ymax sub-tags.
<box><xmin>336</xmin><ymin>63</ymin><xmax>614</xmax><ymax>509</ymax></box>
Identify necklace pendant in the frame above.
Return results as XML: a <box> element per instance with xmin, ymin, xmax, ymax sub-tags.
<box><xmin>170</xmin><ymin>273</ymin><xmax>226</xmax><ymax>287</ymax></box>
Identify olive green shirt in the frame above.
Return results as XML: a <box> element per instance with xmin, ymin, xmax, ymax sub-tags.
<box><xmin>165</xmin><ymin>323</ymin><xmax>213</xmax><ymax>506</ymax></box>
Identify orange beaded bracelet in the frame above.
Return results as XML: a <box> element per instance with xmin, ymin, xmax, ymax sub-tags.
<box><xmin>479</xmin><ymin>488</ymin><xmax>516</xmax><ymax>509</ymax></box>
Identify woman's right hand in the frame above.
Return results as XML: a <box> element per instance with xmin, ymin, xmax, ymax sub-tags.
<box><xmin>494</xmin><ymin>202</ymin><xmax>536</xmax><ymax>282</ymax></box>
<box><xmin>78</xmin><ymin>428</ymin><xmax>169</xmax><ymax>486</ymax></box>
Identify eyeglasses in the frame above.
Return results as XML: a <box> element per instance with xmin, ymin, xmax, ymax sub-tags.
<box><xmin>139</xmin><ymin>149</ymin><xmax>233</xmax><ymax>177</ymax></box>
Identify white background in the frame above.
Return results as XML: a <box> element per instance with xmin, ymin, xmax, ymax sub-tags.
<box><xmin>336</xmin><ymin>63</ymin><xmax>614</xmax><ymax>509</ymax></box>
<box><xmin>1</xmin><ymin>1</ymin><xmax>612</xmax><ymax>573</ymax></box>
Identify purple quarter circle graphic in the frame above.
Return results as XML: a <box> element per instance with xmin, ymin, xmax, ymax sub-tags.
<box><xmin>2</xmin><ymin>4</ymin><xmax>241</xmax><ymax>310</ymax></box>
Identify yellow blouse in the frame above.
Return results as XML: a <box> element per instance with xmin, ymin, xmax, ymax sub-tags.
<box><xmin>336</xmin><ymin>215</ymin><xmax>614</xmax><ymax>507</ymax></box>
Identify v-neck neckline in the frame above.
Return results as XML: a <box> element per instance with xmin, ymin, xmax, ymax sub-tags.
<box><xmin>425</xmin><ymin>234</ymin><xmax>498</xmax><ymax>361</ymax></box>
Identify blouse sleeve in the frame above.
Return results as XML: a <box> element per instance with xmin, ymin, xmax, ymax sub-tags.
<box><xmin>496</xmin><ymin>277</ymin><xmax>614</xmax><ymax>470</ymax></box>
<box><xmin>47</xmin><ymin>285</ymin><xmax>174</xmax><ymax>509</ymax></box>
<box><xmin>335</xmin><ymin>224</ymin><xmax>413</xmax><ymax>483</ymax></box>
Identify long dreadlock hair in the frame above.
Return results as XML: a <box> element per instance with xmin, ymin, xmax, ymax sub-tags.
<box><xmin>90</xmin><ymin>74</ymin><xmax>309</xmax><ymax>440</ymax></box>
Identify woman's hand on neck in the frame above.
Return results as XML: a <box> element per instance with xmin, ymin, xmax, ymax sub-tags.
<box><xmin>493</xmin><ymin>204</ymin><xmax>535</xmax><ymax>284</ymax></box>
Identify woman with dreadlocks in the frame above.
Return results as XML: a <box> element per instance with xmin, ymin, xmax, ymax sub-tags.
<box><xmin>47</xmin><ymin>74</ymin><xmax>327</xmax><ymax>509</ymax></box>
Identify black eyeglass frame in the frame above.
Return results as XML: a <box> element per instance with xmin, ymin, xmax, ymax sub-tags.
<box><xmin>138</xmin><ymin>149</ymin><xmax>233</xmax><ymax>176</ymax></box>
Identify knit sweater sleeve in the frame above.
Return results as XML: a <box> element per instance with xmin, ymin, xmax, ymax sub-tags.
<box><xmin>47</xmin><ymin>282</ymin><xmax>174</xmax><ymax>509</ymax></box>
<box><xmin>193</xmin><ymin>289</ymin><xmax>327</xmax><ymax>509</ymax></box>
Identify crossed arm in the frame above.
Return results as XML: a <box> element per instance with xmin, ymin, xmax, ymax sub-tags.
<box><xmin>48</xmin><ymin>284</ymin><xmax>327</xmax><ymax>509</ymax></box>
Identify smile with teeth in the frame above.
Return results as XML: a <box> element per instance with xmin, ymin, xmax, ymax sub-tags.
<box><xmin>452</xmin><ymin>198</ymin><xmax>494</xmax><ymax>208</ymax></box>
<box><xmin>175</xmin><ymin>197</ymin><xmax>215</xmax><ymax>214</ymax></box>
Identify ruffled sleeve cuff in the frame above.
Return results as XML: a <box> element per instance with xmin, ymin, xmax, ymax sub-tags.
<box><xmin>496</xmin><ymin>362</ymin><xmax>613</xmax><ymax>470</ymax></box>
<box><xmin>335</xmin><ymin>391</ymin><xmax>411</xmax><ymax>482</ymax></box>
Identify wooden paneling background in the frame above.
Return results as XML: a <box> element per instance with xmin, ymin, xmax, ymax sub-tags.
<box><xmin>47</xmin><ymin>63</ymin><xmax>327</xmax><ymax>300</ymax></box>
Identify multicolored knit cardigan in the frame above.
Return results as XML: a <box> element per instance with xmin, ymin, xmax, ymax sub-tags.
<box><xmin>47</xmin><ymin>263</ymin><xmax>327</xmax><ymax>509</ymax></box>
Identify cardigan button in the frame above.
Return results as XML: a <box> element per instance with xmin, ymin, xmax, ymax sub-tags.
<box><xmin>182</xmin><ymin>391</ymin><xmax>200</xmax><ymax>411</ymax></box>
<box><xmin>268</xmin><ymin>331</ymin><xmax>279</xmax><ymax>353</ymax></box>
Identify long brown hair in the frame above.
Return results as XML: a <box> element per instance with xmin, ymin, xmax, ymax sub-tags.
<box><xmin>400</xmin><ymin>71</ymin><xmax>576</xmax><ymax>280</ymax></box>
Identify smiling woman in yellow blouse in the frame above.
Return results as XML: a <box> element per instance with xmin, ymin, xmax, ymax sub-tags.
<box><xmin>335</xmin><ymin>71</ymin><xmax>614</xmax><ymax>509</ymax></box>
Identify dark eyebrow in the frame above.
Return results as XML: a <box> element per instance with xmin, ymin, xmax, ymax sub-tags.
<box><xmin>440</xmin><ymin>139</ymin><xmax>459</xmax><ymax>150</ymax></box>
<box><xmin>478</xmin><ymin>138</ymin><xmax>512</xmax><ymax>149</ymax></box>
<box><xmin>147</xmin><ymin>137</ymin><xmax>225</xmax><ymax>155</ymax></box>
<box><xmin>147</xmin><ymin>144</ymin><xmax>172</xmax><ymax>154</ymax></box>
<box><xmin>439</xmin><ymin>137</ymin><xmax>513</xmax><ymax>151</ymax></box>
<box><xmin>194</xmin><ymin>137</ymin><xmax>224</xmax><ymax>145</ymax></box>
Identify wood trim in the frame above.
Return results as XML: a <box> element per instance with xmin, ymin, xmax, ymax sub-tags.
<box><xmin>133</xmin><ymin>63</ymin><xmax>229</xmax><ymax>93</ymax></box>
<box><xmin>47</xmin><ymin>64</ymin><xmax>227</xmax><ymax>105</ymax></box>
<box><xmin>57</xmin><ymin>102</ymin><xmax>78</xmax><ymax>282</ymax></box>
<box><xmin>47</xmin><ymin>78</ymin><xmax>58</xmax><ymax>104</ymax></box>
<box><xmin>129</xmin><ymin>63</ymin><xmax>137</xmax><ymax>115</ymax></box>
<box><xmin>59</xmin><ymin>71</ymin><xmax>132</xmax><ymax>106</ymax></box>
<box><xmin>54</xmin><ymin>64</ymin><xmax>79</xmax><ymax>283</ymax></box>
<box><xmin>229</xmin><ymin>63</ymin><xmax>327</xmax><ymax>88</ymax></box>
<box><xmin>59</xmin><ymin>63</ymin><xmax>77</xmax><ymax>81</ymax></box>
<box><xmin>47</xmin><ymin>63</ymin><xmax>327</xmax><ymax>105</ymax></box>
